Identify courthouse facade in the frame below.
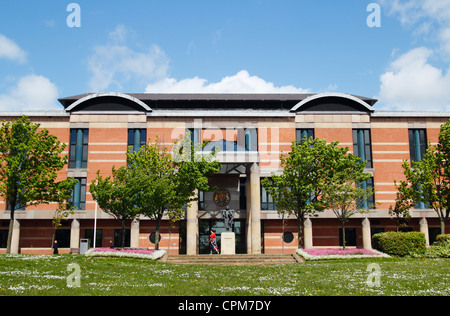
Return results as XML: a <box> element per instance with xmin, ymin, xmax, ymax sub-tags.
<box><xmin>0</xmin><ymin>92</ymin><xmax>449</xmax><ymax>255</ymax></box>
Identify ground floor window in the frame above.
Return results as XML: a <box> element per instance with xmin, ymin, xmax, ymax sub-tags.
<box><xmin>339</xmin><ymin>228</ymin><xmax>357</xmax><ymax>247</ymax></box>
<box><xmin>85</xmin><ymin>229</ymin><xmax>103</xmax><ymax>248</ymax></box>
<box><xmin>199</xmin><ymin>220</ymin><xmax>246</xmax><ymax>254</ymax></box>
<box><xmin>0</xmin><ymin>230</ymin><xmax>7</xmax><ymax>248</ymax></box>
<box><xmin>54</xmin><ymin>229</ymin><xmax>71</xmax><ymax>248</ymax></box>
<box><xmin>114</xmin><ymin>229</ymin><xmax>130</xmax><ymax>248</ymax></box>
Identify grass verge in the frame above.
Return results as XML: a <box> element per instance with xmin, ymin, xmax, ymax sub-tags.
<box><xmin>0</xmin><ymin>254</ymin><xmax>448</xmax><ymax>296</ymax></box>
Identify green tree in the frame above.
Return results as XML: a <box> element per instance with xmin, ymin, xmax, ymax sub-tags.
<box><xmin>0</xmin><ymin>116</ymin><xmax>77</xmax><ymax>254</ymax></box>
<box><xmin>389</xmin><ymin>180</ymin><xmax>413</xmax><ymax>232</ymax></box>
<box><xmin>261</xmin><ymin>137</ymin><xmax>349</xmax><ymax>248</ymax></box>
<box><xmin>51</xmin><ymin>201</ymin><xmax>75</xmax><ymax>251</ymax></box>
<box><xmin>320</xmin><ymin>151</ymin><xmax>373</xmax><ymax>249</ymax></box>
<box><xmin>399</xmin><ymin>119</ymin><xmax>450</xmax><ymax>235</ymax></box>
<box><xmin>90</xmin><ymin>167</ymin><xmax>142</xmax><ymax>249</ymax></box>
<box><xmin>127</xmin><ymin>134</ymin><xmax>221</xmax><ymax>250</ymax></box>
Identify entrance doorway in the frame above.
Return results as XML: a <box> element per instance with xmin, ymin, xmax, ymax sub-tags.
<box><xmin>199</xmin><ymin>219</ymin><xmax>246</xmax><ymax>254</ymax></box>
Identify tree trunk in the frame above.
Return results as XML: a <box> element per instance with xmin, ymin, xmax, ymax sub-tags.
<box><xmin>155</xmin><ymin>212</ymin><xmax>163</xmax><ymax>250</ymax></box>
<box><xmin>6</xmin><ymin>198</ymin><xmax>17</xmax><ymax>254</ymax></box>
<box><xmin>121</xmin><ymin>219</ymin><xmax>126</xmax><ymax>250</ymax></box>
<box><xmin>6</xmin><ymin>209</ymin><xmax>15</xmax><ymax>254</ymax></box>
<box><xmin>342</xmin><ymin>221</ymin><xmax>346</xmax><ymax>250</ymax></box>
<box><xmin>297</xmin><ymin>214</ymin><xmax>304</xmax><ymax>249</ymax></box>
<box><xmin>441</xmin><ymin>219</ymin><xmax>446</xmax><ymax>236</ymax></box>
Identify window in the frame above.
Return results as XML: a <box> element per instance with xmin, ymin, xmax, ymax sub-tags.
<box><xmin>245</xmin><ymin>128</ymin><xmax>258</xmax><ymax>151</ymax></box>
<box><xmin>408</xmin><ymin>129</ymin><xmax>427</xmax><ymax>162</ymax></box>
<box><xmin>69</xmin><ymin>178</ymin><xmax>86</xmax><ymax>210</ymax></box>
<box><xmin>114</xmin><ymin>229</ymin><xmax>130</xmax><ymax>248</ymax></box>
<box><xmin>54</xmin><ymin>229</ymin><xmax>71</xmax><ymax>248</ymax></box>
<box><xmin>409</xmin><ymin>129</ymin><xmax>429</xmax><ymax>209</ymax></box>
<box><xmin>198</xmin><ymin>190</ymin><xmax>205</xmax><ymax>210</ymax></box>
<box><xmin>239</xmin><ymin>177</ymin><xmax>246</xmax><ymax>210</ymax></box>
<box><xmin>128</xmin><ymin>129</ymin><xmax>147</xmax><ymax>153</ymax></box>
<box><xmin>189</xmin><ymin>128</ymin><xmax>201</xmax><ymax>147</ymax></box>
<box><xmin>339</xmin><ymin>228</ymin><xmax>357</xmax><ymax>247</ymax></box>
<box><xmin>0</xmin><ymin>230</ymin><xmax>8</xmax><ymax>248</ymax></box>
<box><xmin>353</xmin><ymin>129</ymin><xmax>373</xmax><ymax>168</ymax></box>
<box><xmin>261</xmin><ymin>180</ymin><xmax>277</xmax><ymax>211</ymax></box>
<box><xmin>357</xmin><ymin>177</ymin><xmax>375</xmax><ymax>209</ymax></box>
<box><xmin>85</xmin><ymin>229</ymin><xmax>103</xmax><ymax>248</ymax></box>
<box><xmin>69</xmin><ymin>129</ymin><xmax>89</xmax><ymax>169</ymax></box>
<box><xmin>296</xmin><ymin>129</ymin><xmax>315</xmax><ymax>143</ymax></box>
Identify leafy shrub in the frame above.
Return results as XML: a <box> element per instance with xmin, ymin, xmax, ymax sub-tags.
<box><xmin>433</xmin><ymin>234</ymin><xmax>450</xmax><ymax>245</ymax></box>
<box><xmin>372</xmin><ymin>231</ymin><xmax>426</xmax><ymax>256</ymax></box>
<box><xmin>424</xmin><ymin>238</ymin><xmax>450</xmax><ymax>258</ymax></box>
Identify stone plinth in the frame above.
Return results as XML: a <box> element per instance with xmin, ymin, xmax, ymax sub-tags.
<box><xmin>221</xmin><ymin>232</ymin><xmax>236</xmax><ymax>255</ymax></box>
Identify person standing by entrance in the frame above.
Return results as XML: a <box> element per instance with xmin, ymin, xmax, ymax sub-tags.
<box><xmin>52</xmin><ymin>240</ymin><xmax>59</xmax><ymax>255</ymax></box>
<box><xmin>210</xmin><ymin>229</ymin><xmax>219</xmax><ymax>254</ymax></box>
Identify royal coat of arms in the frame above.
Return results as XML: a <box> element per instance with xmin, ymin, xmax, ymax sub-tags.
<box><xmin>213</xmin><ymin>188</ymin><xmax>231</xmax><ymax>207</ymax></box>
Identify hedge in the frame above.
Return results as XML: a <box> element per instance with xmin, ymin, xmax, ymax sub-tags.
<box><xmin>372</xmin><ymin>231</ymin><xmax>426</xmax><ymax>257</ymax></box>
<box><xmin>434</xmin><ymin>234</ymin><xmax>450</xmax><ymax>245</ymax></box>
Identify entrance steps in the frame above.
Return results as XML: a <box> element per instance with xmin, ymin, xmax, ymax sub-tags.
<box><xmin>165</xmin><ymin>253</ymin><xmax>304</xmax><ymax>265</ymax></box>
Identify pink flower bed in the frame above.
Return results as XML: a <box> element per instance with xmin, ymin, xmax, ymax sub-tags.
<box><xmin>303</xmin><ymin>248</ymin><xmax>378</xmax><ymax>256</ymax></box>
<box><xmin>296</xmin><ymin>247</ymin><xmax>390</xmax><ymax>260</ymax></box>
<box><xmin>86</xmin><ymin>247</ymin><xmax>166</xmax><ymax>260</ymax></box>
<box><xmin>93</xmin><ymin>248</ymin><xmax>157</xmax><ymax>255</ymax></box>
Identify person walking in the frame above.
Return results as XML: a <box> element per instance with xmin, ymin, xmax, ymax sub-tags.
<box><xmin>52</xmin><ymin>240</ymin><xmax>59</xmax><ymax>255</ymax></box>
<box><xmin>209</xmin><ymin>229</ymin><xmax>219</xmax><ymax>254</ymax></box>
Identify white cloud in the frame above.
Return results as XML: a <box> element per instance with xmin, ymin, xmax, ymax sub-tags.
<box><xmin>381</xmin><ymin>0</ymin><xmax>450</xmax><ymax>55</ymax></box>
<box><xmin>0</xmin><ymin>75</ymin><xmax>60</xmax><ymax>111</ymax></box>
<box><xmin>145</xmin><ymin>70</ymin><xmax>310</xmax><ymax>94</ymax></box>
<box><xmin>378</xmin><ymin>47</ymin><xmax>450</xmax><ymax>111</ymax></box>
<box><xmin>88</xmin><ymin>25</ymin><xmax>169</xmax><ymax>92</ymax></box>
<box><xmin>0</xmin><ymin>34</ymin><xmax>27</xmax><ymax>64</ymax></box>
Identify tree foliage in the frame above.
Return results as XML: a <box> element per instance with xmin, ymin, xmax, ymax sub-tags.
<box><xmin>0</xmin><ymin>116</ymin><xmax>77</xmax><ymax>253</ymax></box>
<box><xmin>90</xmin><ymin>133</ymin><xmax>221</xmax><ymax>250</ymax></box>
<box><xmin>262</xmin><ymin>137</ymin><xmax>371</xmax><ymax>248</ymax></box>
<box><xmin>320</xmin><ymin>151</ymin><xmax>373</xmax><ymax>249</ymax></box>
<box><xmin>90</xmin><ymin>167</ymin><xmax>143</xmax><ymax>249</ymax></box>
<box><xmin>397</xmin><ymin>119</ymin><xmax>450</xmax><ymax>235</ymax></box>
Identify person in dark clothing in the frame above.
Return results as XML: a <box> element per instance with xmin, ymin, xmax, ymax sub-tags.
<box><xmin>52</xmin><ymin>240</ymin><xmax>59</xmax><ymax>255</ymax></box>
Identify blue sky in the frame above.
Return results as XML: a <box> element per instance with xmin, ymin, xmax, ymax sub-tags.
<box><xmin>1</xmin><ymin>0</ymin><xmax>450</xmax><ymax>111</ymax></box>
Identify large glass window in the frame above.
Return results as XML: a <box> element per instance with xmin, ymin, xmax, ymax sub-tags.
<box><xmin>261</xmin><ymin>179</ymin><xmax>277</xmax><ymax>211</ymax></box>
<box><xmin>353</xmin><ymin>129</ymin><xmax>373</xmax><ymax>168</ymax></box>
<box><xmin>409</xmin><ymin>129</ymin><xmax>429</xmax><ymax>209</ymax></box>
<box><xmin>128</xmin><ymin>129</ymin><xmax>147</xmax><ymax>153</ymax></box>
<box><xmin>69</xmin><ymin>129</ymin><xmax>89</xmax><ymax>169</ymax></box>
<box><xmin>244</xmin><ymin>128</ymin><xmax>258</xmax><ymax>151</ymax></box>
<box><xmin>191</xmin><ymin>128</ymin><xmax>258</xmax><ymax>152</ymax></box>
<box><xmin>69</xmin><ymin>178</ymin><xmax>87</xmax><ymax>210</ymax></box>
<box><xmin>198</xmin><ymin>220</ymin><xmax>246</xmax><ymax>254</ymax></box>
<box><xmin>357</xmin><ymin>177</ymin><xmax>375</xmax><ymax>209</ymax></box>
<box><xmin>408</xmin><ymin>129</ymin><xmax>427</xmax><ymax>162</ymax></box>
<box><xmin>296</xmin><ymin>129</ymin><xmax>315</xmax><ymax>143</ymax></box>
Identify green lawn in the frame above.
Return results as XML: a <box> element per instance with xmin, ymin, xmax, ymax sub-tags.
<box><xmin>0</xmin><ymin>254</ymin><xmax>448</xmax><ymax>296</ymax></box>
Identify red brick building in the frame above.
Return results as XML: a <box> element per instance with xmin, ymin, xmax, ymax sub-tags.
<box><xmin>0</xmin><ymin>92</ymin><xmax>448</xmax><ymax>255</ymax></box>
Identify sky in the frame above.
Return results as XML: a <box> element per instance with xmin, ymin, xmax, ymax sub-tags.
<box><xmin>0</xmin><ymin>0</ymin><xmax>450</xmax><ymax>112</ymax></box>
